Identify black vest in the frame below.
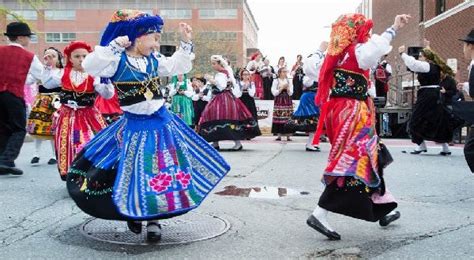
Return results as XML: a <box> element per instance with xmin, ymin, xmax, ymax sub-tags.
<box><xmin>417</xmin><ymin>63</ymin><xmax>441</xmax><ymax>86</ymax></box>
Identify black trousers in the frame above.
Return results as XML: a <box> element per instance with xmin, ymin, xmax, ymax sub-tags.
<box><xmin>0</xmin><ymin>92</ymin><xmax>26</xmax><ymax>167</ymax></box>
<box><xmin>464</xmin><ymin>127</ymin><xmax>474</xmax><ymax>173</ymax></box>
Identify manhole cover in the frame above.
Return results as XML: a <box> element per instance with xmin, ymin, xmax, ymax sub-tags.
<box><xmin>80</xmin><ymin>212</ymin><xmax>230</xmax><ymax>245</ymax></box>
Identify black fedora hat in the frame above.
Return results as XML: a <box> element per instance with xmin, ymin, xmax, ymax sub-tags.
<box><xmin>459</xmin><ymin>29</ymin><xmax>474</xmax><ymax>44</ymax></box>
<box><xmin>4</xmin><ymin>22</ymin><xmax>34</xmax><ymax>37</ymax></box>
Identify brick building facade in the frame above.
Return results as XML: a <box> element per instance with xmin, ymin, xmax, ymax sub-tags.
<box><xmin>0</xmin><ymin>0</ymin><xmax>259</xmax><ymax>74</ymax></box>
<box><xmin>358</xmin><ymin>0</ymin><xmax>473</xmax><ymax>84</ymax></box>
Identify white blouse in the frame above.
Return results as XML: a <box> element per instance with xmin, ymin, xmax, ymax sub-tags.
<box><xmin>214</xmin><ymin>72</ymin><xmax>241</xmax><ymax>98</ymax></box>
<box><xmin>238</xmin><ymin>80</ymin><xmax>256</xmax><ymax>97</ymax></box>
<box><xmin>82</xmin><ymin>40</ymin><xmax>194</xmax><ymax>115</ymax></box>
<box><xmin>400</xmin><ymin>53</ymin><xmax>431</xmax><ymax>73</ymax></box>
<box><xmin>191</xmin><ymin>85</ymin><xmax>212</xmax><ymax>102</ymax></box>
<box><xmin>168</xmin><ymin>80</ymin><xmax>194</xmax><ymax>98</ymax></box>
<box><xmin>303</xmin><ymin>50</ymin><xmax>325</xmax><ymax>87</ymax></box>
<box><xmin>41</xmin><ymin>67</ymin><xmax>115</xmax><ymax>101</ymax></box>
<box><xmin>271</xmin><ymin>78</ymin><xmax>293</xmax><ymax>96</ymax></box>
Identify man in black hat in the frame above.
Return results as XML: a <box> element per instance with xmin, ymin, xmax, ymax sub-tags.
<box><xmin>457</xmin><ymin>29</ymin><xmax>474</xmax><ymax>172</ymax></box>
<box><xmin>0</xmin><ymin>22</ymin><xmax>43</xmax><ymax>175</ymax></box>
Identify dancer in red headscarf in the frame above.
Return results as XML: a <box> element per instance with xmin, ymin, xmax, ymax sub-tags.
<box><xmin>306</xmin><ymin>13</ymin><xmax>411</xmax><ymax>240</ymax></box>
<box><xmin>41</xmin><ymin>41</ymin><xmax>114</xmax><ymax>180</ymax></box>
<box><xmin>246</xmin><ymin>51</ymin><xmax>264</xmax><ymax>99</ymax></box>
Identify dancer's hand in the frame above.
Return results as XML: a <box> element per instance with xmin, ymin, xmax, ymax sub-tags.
<box><xmin>398</xmin><ymin>45</ymin><xmax>406</xmax><ymax>54</ymax></box>
<box><xmin>392</xmin><ymin>14</ymin><xmax>411</xmax><ymax>31</ymax></box>
<box><xmin>114</xmin><ymin>36</ymin><xmax>131</xmax><ymax>48</ymax></box>
<box><xmin>179</xmin><ymin>22</ymin><xmax>193</xmax><ymax>43</ymax></box>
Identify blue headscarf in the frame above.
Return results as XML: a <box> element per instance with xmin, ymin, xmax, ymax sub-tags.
<box><xmin>100</xmin><ymin>9</ymin><xmax>164</xmax><ymax>46</ymax></box>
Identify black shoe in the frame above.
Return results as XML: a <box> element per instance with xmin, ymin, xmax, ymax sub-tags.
<box><xmin>306</xmin><ymin>215</ymin><xmax>341</xmax><ymax>240</ymax></box>
<box><xmin>146</xmin><ymin>223</ymin><xmax>162</xmax><ymax>243</ymax></box>
<box><xmin>0</xmin><ymin>164</ymin><xmax>23</xmax><ymax>175</ymax></box>
<box><xmin>30</xmin><ymin>157</ymin><xmax>40</xmax><ymax>164</ymax></box>
<box><xmin>379</xmin><ymin>211</ymin><xmax>401</xmax><ymax>227</ymax></box>
<box><xmin>47</xmin><ymin>158</ymin><xmax>57</xmax><ymax>165</ymax></box>
<box><xmin>127</xmin><ymin>221</ymin><xmax>142</xmax><ymax>234</ymax></box>
<box><xmin>306</xmin><ymin>146</ymin><xmax>321</xmax><ymax>152</ymax></box>
<box><xmin>410</xmin><ymin>150</ymin><xmax>427</xmax><ymax>154</ymax></box>
<box><xmin>212</xmin><ymin>145</ymin><xmax>220</xmax><ymax>151</ymax></box>
<box><xmin>439</xmin><ymin>151</ymin><xmax>451</xmax><ymax>156</ymax></box>
<box><xmin>275</xmin><ymin>137</ymin><xmax>282</xmax><ymax>141</ymax></box>
<box><xmin>232</xmin><ymin>145</ymin><xmax>243</xmax><ymax>151</ymax></box>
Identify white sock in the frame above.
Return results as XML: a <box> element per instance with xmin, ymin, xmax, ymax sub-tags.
<box><xmin>147</xmin><ymin>220</ymin><xmax>161</xmax><ymax>232</ymax></box>
<box><xmin>49</xmin><ymin>140</ymin><xmax>56</xmax><ymax>160</ymax></box>
<box><xmin>232</xmin><ymin>140</ymin><xmax>242</xmax><ymax>149</ymax></box>
<box><xmin>312</xmin><ymin>206</ymin><xmax>334</xmax><ymax>231</ymax></box>
<box><xmin>34</xmin><ymin>138</ymin><xmax>42</xmax><ymax>157</ymax></box>
<box><xmin>416</xmin><ymin>141</ymin><xmax>427</xmax><ymax>151</ymax></box>
<box><xmin>441</xmin><ymin>143</ymin><xmax>450</xmax><ymax>153</ymax></box>
<box><xmin>306</xmin><ymin>133</ymin><xmax>315</xmax><ymax>148</ymax></box>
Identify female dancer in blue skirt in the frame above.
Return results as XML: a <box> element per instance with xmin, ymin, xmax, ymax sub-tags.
<box><xmin>66</xmin><ymin>10</ymin><xmax>230</xmax><ymax>242</ymax></box>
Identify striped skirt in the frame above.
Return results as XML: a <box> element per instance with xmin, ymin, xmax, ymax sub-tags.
<box><xmin>55</xmin><ymin>105</ymin><xmax>107</xmax><ymax>180</ymax></box>
<box><xmin>27</xmin><ymin>93</ymin><xmax>59</xmax><ymax>137</ymax></box>
<box><xmin>199</xmin><ymin>90</ymin><xmax>260</xmax><ymax>141</ymax></box>
<box><xmin>67</xmin><ymin>106</ymin><xmax>230</xmax><ymax>221</ymax></box>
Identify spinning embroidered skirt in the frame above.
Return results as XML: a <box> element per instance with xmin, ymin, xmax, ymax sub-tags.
<box><xmin>67</xmin><ymin>106</ymin><xmax>230</xmax><ymax>220</ymax></box>
<box><xmin>199</xmin><ymin>90</ymin><xmax>260</xmax><ymax>141</ymax></box>
<box><xmin>289</xmin><ymin>91</ymin><xmax>319</xmax><ymax>132</ymax></box>
<box><xmin>318</xmin><ymin>98</ymin><xmax>397</xmax><ymax>221</ymax></box>
<box><xmin>55</xmin><ymin>105</ymin><xmax>107</xmax><ymax>180</ymax></box>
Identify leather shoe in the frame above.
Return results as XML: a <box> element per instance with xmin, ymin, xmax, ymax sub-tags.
<box><xmin>0</xmin><ymin>164</ymin><xmax>23</xmax><ymax>175</ymax></box>
<box><xmin>439</xmin><ymin>151</ymin><xmax>451</xmax><ymax>156</ymax></box>
<box><xmin>379</xmin><ymin>211</ymin><xmax>401</xmax><ymax>227</ymax></box>
<box><xmin>306</xmin><ymin>146</ymin><xmax>321</xmax><ymax>152</ymax></box>
<box><xmin>47</xmin><ymin>158</ymin><xmax>57</xmax><ymax>165</ymax></box>
<box><xmin>30</xmin><ymin>157</ymin><xmax>40</xmax><ymax>164</ymax></box>
<box><xmin>127</xmin><ymin>221</ymin><xmax>142</xmax><ymax>234</ymax></box>
<box><xmin>146</xmin><ymin>223</ymin><xmax>162</xmax><ymax>242</ymax></box>
<box><xmin>410</xmin><ymin>150</ymin><xmax>427</xmax><ymax>154</ymax></box>
<box><xmin>306</xmin><ymin>215</ymin><xmax>341</xmax><ymax>240</ymax></box>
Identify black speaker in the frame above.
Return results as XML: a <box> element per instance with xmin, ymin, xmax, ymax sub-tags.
<box><xmin>407</xmin><ymin>46</ymin><xmax>423</xmax><ymax>59</ymax></box>
<box><xmin>160</xmin><ymin>45</ymin><xmax>176</xmax><ymax>57</ymax></box>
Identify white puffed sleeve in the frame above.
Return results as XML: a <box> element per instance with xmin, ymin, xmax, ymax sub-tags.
<box><xmin>156</xmin><ymin>41</ymin><xmax>194</xmax><ymax>77</ymax></box>
<box><xmin>93</xmin><ymin>77</ymin><xmax>115</xmax><ymax>99</ymax></box>
<box><xmin>287</xmin><ymin>79</ymin><xmax>294</xmax><ymax>96</ymax></box>
<box><xmin>41</xmin><ymin>67</ymin><xmax>64</xmax><ymax>89</ymax></box>
<box><xmin>355</xmin><ymin>29</ymin><xmax>395</xmax><ymax>70</ymax></box>
<box><xmin>248</xmin><ymin>82</ymin><xmax>256</xmax><ymax>97</ymax></box>
<box><xmin>183</xmin><ymin>82</ymin><xmax>194</xmax><ymax>98</ymax></box>
<box><xmin>167</xmin><ymin>83</ymin><xmax>177</xmax><ymax>97</ymax></box>
<box><xmin>214</xmin><ymin>73</ymin><xmax>228</xmax><ymax>91</ymax></box>
<box><xmin>271</xmin><ymin>79</ymin><xmax>280</xmax><ymax>96</ymax></box>
<box><xmin>83</xmin><ymin>40</ymin><xmax>124</xmax><ymax>78</ymax></box>
<box><xmin>303</xmin><ymin>51</ymin><xmax>325</xmax><ymax>86</ymax></box>
<box><xmin>400</xmin><ymin>53</ymin><xmax>430</xmax><ymax>73</ymax></box>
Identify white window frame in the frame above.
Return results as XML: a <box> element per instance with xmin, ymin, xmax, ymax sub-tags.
<box><xmin>6</xmin><ymin>10</ymin><xmax>38</xmax><ymax>20</ymax></box>
<box><xmin>159</xmin><ymin>9</ymin><xmax>192</xmax><ymax>19</ymax></box>
<box><xmin>45</xmin><ymin>32</ymin><xmax>76</xmax><ymax>43</ymax></box>
<box><xmin>44</xmin><ymin>10</ymin><xmax>76</xmax><ymax>20</ymax></box>
<box><xmin>199</xmin><ymin>9</ymin><xmax>237</xmax><ymax>19</ymax></box>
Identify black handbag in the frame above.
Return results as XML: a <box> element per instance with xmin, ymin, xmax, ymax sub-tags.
<box><xmin>378</xmin><ymin>139</ymin><xmax>393</xmax><ymax>169</ymax></box>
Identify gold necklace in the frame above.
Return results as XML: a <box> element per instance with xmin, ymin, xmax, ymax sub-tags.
<box><xmin>116</xmin><ymin>56</ymin><xmax>157</xmax><ymax>101</ymax></box>
<box><xmin>69</xmin><ymin>70</ymin><xmax>89</xmax><ymax>97</ymax></box>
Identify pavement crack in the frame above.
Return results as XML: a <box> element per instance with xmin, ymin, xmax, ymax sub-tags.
<box><xmin>359</xmin><ymin>221</ymin><xmax>474</xmax><ymax>258</ymax></box>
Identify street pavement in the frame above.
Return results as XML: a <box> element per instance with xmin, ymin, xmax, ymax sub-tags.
<box><xmin>1</xmin><ymin>136</ymin><xmax>473</xmax><ymax>259</ymax></box>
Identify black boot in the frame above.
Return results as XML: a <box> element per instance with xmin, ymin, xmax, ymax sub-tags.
<box><xmin>306</xmin><ymin>215</ymin><xmax>341</xmax><ymax>240</ymax></box>
<box><xmin>146</xmin><ymin>222</ymin><xmax>162</xmax><ymax>243</ymax></box>
<box><xmin>379</xmin><ymin>211</ymin><xmax>401</xmax><ymax>227</ymax></box>
<box><xmin>127</xmin><ymin>221</ymin><xmax>142</xmax><ymax>234</ymax></box>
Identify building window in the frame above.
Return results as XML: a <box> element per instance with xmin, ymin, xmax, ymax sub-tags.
<box><xmin>435</xmin><ymin>0</ymin><xmax>446</xmax><ymax>15</ymax></box>
<box><xmin>30</xmin><ymin>34</ymin><xmax>38</xmax><ymax>43</ymax></box>
<box><xmin>46</xmin><ymin>32</ymin><xmax>76</xmax><ymax>43</ymax></box>
<box><xmin>199</xmin><ymin>9</ymin><xmax>237</xmax><ymax>19</ymax></box>
<box><xmin>45</xmin><ymin>10</ymin><xmax>76</xmax><ymax>20</ymax></box>
<box><xmin>6</xmin><ymin>10</ymin><xmax>37</xmax><ymax>20</ymax></box>
<box><xmin>159</xmin><ymin>9</ymin><xmax>192</xmax><ymax>19</ymax></box>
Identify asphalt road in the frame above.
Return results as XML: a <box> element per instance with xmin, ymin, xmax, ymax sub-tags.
<box><xmin>1</xmin><ymin>137</ymin><xmax>473</xmax><ymax>259</ymax></box>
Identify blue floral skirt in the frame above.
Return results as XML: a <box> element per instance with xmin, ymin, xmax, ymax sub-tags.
<box><xmin>67</xmin><ymin>106</ymin><xmax>230</xmax><ymax>221</ymax></box>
